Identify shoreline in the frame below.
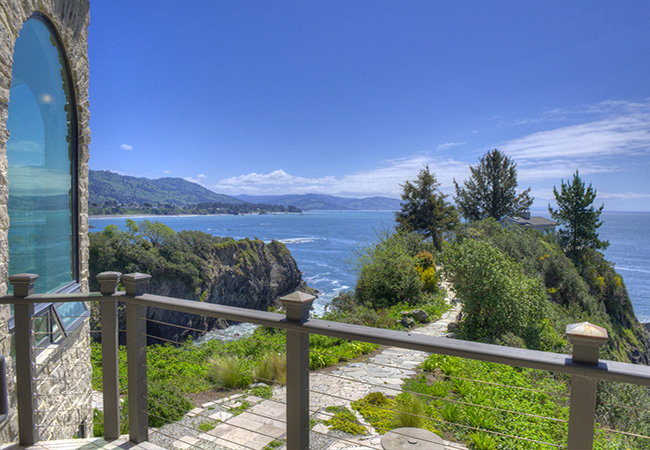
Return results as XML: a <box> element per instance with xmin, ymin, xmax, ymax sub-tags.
<box><xmin>89</xmin><ymin>211</ymin><xmax>303</xmax><ymax>219</ymax></box>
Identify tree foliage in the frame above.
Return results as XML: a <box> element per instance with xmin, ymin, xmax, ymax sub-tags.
<box><xmin>395</xmin><ymin>165</ymin><xmax>459</xmax><ymax>250</ymax></box>
<box><xmin>442</xmin><ymin>238</ymin><xmax>548</xmax><ymax>347</ymax></box>
<box><xmin>454</xmin><ymin>149</ymin><xmax>533</xmax><ymax>221</ymax></box>
<box><xmin>548</xmin><ymin>170</ymin><xmax>609</xmax><ymax>258</ymax></box>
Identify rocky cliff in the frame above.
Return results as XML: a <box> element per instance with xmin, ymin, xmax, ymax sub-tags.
<box><xmin>89</xmin><ymin>226</ymin><xmax>308</xmax><ymax>343</ymax></box>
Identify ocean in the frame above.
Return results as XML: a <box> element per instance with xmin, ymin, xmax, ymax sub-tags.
<box><xmin>89</xmin><ymin>210</ymin><xmax>650</xmax><ymax>322</ymax></box>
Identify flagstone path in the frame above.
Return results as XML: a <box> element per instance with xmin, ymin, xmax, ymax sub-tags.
<box><xmin>153</xmin><ymin>286</ymin><xmax>466</xmax><ymax>450</ymax></box>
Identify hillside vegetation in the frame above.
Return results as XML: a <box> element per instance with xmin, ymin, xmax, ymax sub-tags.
<box><xmin>90</xmin><ymin>170</ymin><xmax>244</xmax><ymax>206</ymax></box>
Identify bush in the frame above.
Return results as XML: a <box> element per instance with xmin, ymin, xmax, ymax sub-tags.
<box><xmin>147</xmin><ymin>381</ymin><xmax>193</xmax><ymax>428</ymax></box>
<box><xmin>443</xmin><ymin>238</ymin><xmax>548</xmax><ymax>348</ymax></box>
<box><xmin>354</xmin><ymin>231</ymin><xmax>428</xmax><ymax>309</ymax></box>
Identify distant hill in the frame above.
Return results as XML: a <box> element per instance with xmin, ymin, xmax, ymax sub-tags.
<box><xmin>89</xmin><ymin>170</ymin><xmax>244</xmax><ymax>206</ymax></box>
<box><xmin>235</xmin><ymin>193</ymin><xmax>402</xmax><ymax>211</ymax></box>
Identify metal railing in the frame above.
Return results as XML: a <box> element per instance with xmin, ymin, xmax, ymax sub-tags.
<box><xmin>3</xmin><ymin>271</ymin><xmax>650</xmax><ymax>450</ymax></box>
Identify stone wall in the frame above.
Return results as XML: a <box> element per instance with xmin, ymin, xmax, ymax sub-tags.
<box><xmin>0</xmin><ymin>0</ymin><xmax>91</xmax><ymax>443</ymax></box>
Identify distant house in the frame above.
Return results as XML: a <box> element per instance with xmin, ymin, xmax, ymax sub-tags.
<box><xmin>499</xmin><ymin>211</ymin><xmax>557</xmax><ymax>235</ymax></box>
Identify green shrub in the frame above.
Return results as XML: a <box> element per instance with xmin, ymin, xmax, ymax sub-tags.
<box><xmin>324</xmin><ymin>406</ymin><xmax>366</xmax><ymax>435</ymax></box>
<box><xmin>355</xmin><ymin>231</ymin><xmax>429</xmax><ymax>309</ymax></box>
<box><xmin>147</xmin><ymin>382</ymin><xmax>193</xmax><ymax>428</ymax></box>
<box><xmin>443</xmin><ymin>238</ymin><xmax>547</xmax><ymax>348</ymax></box>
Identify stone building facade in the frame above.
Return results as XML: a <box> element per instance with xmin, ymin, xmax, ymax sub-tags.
<box><xmin>0</xmin><ymin>0</ymin><xmax>91</xmax><ymax>443</ymax></box>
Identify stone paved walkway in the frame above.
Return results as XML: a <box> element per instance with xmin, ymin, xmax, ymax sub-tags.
<box><xmin>154</xmin><ymin>287</ymin><xmax>466</xmax><ymax>450</ymax></box>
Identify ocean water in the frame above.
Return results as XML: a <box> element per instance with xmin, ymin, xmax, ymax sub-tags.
<box><xmin>600</xmin><ymin>212</ymin><xmax>650</xmax><ymax>323</ymax></box>
<box><xmin>89</xmin><ymin>210</ymin><xmax>650</xmax><ymax>322</ymax></box>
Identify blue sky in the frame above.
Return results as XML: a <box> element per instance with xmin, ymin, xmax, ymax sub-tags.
<box><xmin>88</xmin><ymin>1</ymin><xmax>650</xmax><ymax>211</ymax></box>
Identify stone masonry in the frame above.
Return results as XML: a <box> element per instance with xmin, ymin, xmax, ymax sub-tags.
<box><xmin>0</xmin><ymin>0</ymin><xmax>91</xmax><ymax>444</ymax></box>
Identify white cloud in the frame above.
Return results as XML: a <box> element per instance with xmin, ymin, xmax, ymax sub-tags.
<box><xmin>437</xmin><ymin>142</ymin><xmax>465</xmax><ymax>150</ymax></box>
<box><xmin>497</xmin><ymin>100</ymin><xmax>650</xmax><ymax>187</ymax></box>
<box><xmin>211</xmin><ymin>157</ymin><xmax>469</xmax><ymax>198</ymax></box>
<box><xmin>198</xmin><ymin>174</ymin><xmax>207</xmax><ymax>180</ymax></box>
<box><xmin>501</xmin><ymin>116</ymin><xmax>650</xmax><ymax>161</ymax></box>
<box><xmin>163</xmin><ymin>170</ymin><xmax>171</xmax><ymax>174</ymax></box>
<box><xmin>120</xmin><ymin>144</ymin><xmax>134</xmax><ymax>151</ymax></box>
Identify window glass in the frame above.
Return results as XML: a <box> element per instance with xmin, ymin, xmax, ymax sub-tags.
<box><xmin>6</xmin><ymin>16</ymin><xmax>76</xmax><ymax>293</ymax></box>
<box><xmin>54</xmin><ymin>301</ymin><xmax>88</xmax><ymax>330</ymax></box>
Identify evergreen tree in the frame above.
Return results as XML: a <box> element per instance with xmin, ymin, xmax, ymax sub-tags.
<box><xmin>549</xmin><ymin>171</ymin><xmax>609</xmax><ymax>257</ymax></box>
<box><xmin>454</xmin><ymin>149</ymin><xmax>533</xmax><ymax>221</ymax></box>
<box><xmin>395</xmin><ymin>165</ymin><xmax>459</xmax><ymax>250</ymax></box>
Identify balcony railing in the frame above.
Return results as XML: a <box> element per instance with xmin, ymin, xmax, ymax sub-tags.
<box><xmin>2</xmin><ymin>271</ymin><xmax>650</xmax><ymax>450</ymax></box>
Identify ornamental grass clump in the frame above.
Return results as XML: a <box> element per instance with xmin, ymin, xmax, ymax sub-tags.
<box><xmin>207</xmin><ymin>356</ymin><xmax>251</xmax><ymax>390</ymax></box>
<box><xmin>393</xmin><ymin>393</ymin><xmax>425</xmax><ymax>429</ymax></box>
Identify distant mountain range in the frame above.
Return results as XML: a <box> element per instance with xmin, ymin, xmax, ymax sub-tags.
<box><xmin>235</xmin><ymin>194</ymin><xmax>401</xmax><ymax>211</ymax></box>
<box><xmin>89</xmin><ymin>170</ymin><xmax>402</xmax><ymax>211</ymax></box>
<box><xmin>89</xmin><ymin>170</ymin><xmax>243</xmax><ymax>206</ymax></box>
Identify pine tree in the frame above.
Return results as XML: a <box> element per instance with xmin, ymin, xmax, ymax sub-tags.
<box><xmin>395</xmin><ymin>165</ymin><xmax>459</xmax><ymax>250</ymax></box>
<box><xmin>548</xmin><ymin>171</ymin><xmax>608</xmax><ymax>257</ymax></box>
<box><xmin>454</xmin><ymin>149</ymin><xmax>533</xmax><ymax>221</ymax></box>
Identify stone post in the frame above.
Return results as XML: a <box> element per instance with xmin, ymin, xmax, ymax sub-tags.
<box><xmin>97</xmin><ymin>272</ymin><xmax>121</xmax><ymax>440</ymax></box>
<box><xmin>280</xmin><ymin>291</ymin><xmax>315</xmax><ymax>450</ymax></box>
<box><xmin>123</xmin><ymin>273</ymin><xmax>151</xmax><ymax>444</ymax></box>
<box><xmin>566</xmin><ymin>322</ymin><xmax>608</xmax><ymax>450</ymax></box>
<box><xmin>9</xmin><ymin>274</ymin><xmax>38</xmax><ymax>445</ymax></box>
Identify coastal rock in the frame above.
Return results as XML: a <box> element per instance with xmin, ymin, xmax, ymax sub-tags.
<box><xmin>91</xmin><ymin>236</ymin><xmax>307</xmax><ymax>344</ymax></box>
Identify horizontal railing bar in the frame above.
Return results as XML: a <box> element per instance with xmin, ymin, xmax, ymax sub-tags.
<box><xmin>7</xmin><ymin>290</ymin><xmax>650</xmax><ymax>388</ymax></box>
<box><xmin>0</xmin><ymin>292</ymin><xmax>109</xmax><ymax>304</ymax></box>
<box><xmin>118</xmin><ymin>293</ymin><xmax>650</xmax><ymax>386</ymax></box>
<box><xmin>301</xmin><ymin>318</ymin><xmax>650</xmax><ymax>386</ymax></box>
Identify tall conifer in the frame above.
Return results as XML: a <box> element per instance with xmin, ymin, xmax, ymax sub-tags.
<box><xmin>395</xmin><ymin>165</ymin><xmax>459</xmax><ymax>250</ymax></box>
<box><xmin>454</xmin><ymin>149</ymin><xmax>533</xmax><ymax>221</ymax></box>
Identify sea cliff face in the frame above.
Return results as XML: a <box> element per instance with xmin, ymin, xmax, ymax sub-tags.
<box><xmin>89</xmin><ymin>227</ymin><xmax>306</xmax><ymax>343</ymax></box>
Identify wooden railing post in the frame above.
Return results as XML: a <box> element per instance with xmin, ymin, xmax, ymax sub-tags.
<box><xmin>10</xmin><ymin>273</ymin><xmax>39</xmax><ymax>446</ymax></box>
<box><xmin>97</xmin><ymin>271</ymin><xmax>122</xmax><ymax>440</ymax></box>
<box><xmin>280</xmin><ymin>291</ymin><xmax>315</xmax><ymax>450</ymax></box>
<box><xmin>566</xmin><ymin>322</ymin><xmax>608</xmax><ymax>450</ymax></box>
<box><xmin>123</xmin><ymin>273</ymin><xmax>151</xmax><ymax>444</ymax></box>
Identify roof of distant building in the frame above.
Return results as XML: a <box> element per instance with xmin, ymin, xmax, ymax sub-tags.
<box><xmin>500</xmin><ymin>215</ymin><xmax>557</xmax><ymax>228</ymax></box>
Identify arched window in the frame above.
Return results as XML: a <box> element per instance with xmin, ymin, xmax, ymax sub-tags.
<box><xmin>6</xmin><ymin>14</ymin><xmax>78</xmax><ymax>294</ymax></box>
<box><xmin>6</xmin><ymin>14</ymin><xmax>86</xmax><ymax>345</ymax></box>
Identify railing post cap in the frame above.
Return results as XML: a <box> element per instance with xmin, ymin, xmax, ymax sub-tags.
<box><xmin>566</xmin><ymin>322</ymin><xmax>608</xmax><ymax>341</ymax></box>
<box><xmin>280</xmin><ymin>291</ymin><xmax>316</xmax><ymax>322</ymax></box>
<box><xmin>122</xmin><ymin>273</ymin><xmax>152</xmax><ymax>296</ymax></box>
<box><xmin>97</xmin><ymin>272</ymin><xmax>122</xmax><ymax>295</ymax></box>
<box><xmin>9</xmin><ymin>273</ymin><xmax>39</xmax><ymax>297</ymax></box>
<box><xmin>566</xmin><ymin>322</ymin><xmax>608</xmax><ymax>365</ymax></box>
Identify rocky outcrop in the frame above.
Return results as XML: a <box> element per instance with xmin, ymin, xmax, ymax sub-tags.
<box><xmin>145</xmin><ymin>239</ymin><xmax>306</xmax><ymax>343</ymax></box>
<box><xmin>90</xmin><ymin>236</ymin><xmax>308</xmax><ymax>344</ymax></box>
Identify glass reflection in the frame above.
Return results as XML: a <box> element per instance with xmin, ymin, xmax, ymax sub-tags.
<box><xmin>7</xmin><ymin>16</ymin><xmax>76</xmax><ymax>293</ymax></box>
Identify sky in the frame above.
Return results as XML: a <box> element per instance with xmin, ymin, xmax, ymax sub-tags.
<box><xmin>88</xmin><ymin>1</ymin><xmax>650</xmax><ymax>211</ymax></box>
